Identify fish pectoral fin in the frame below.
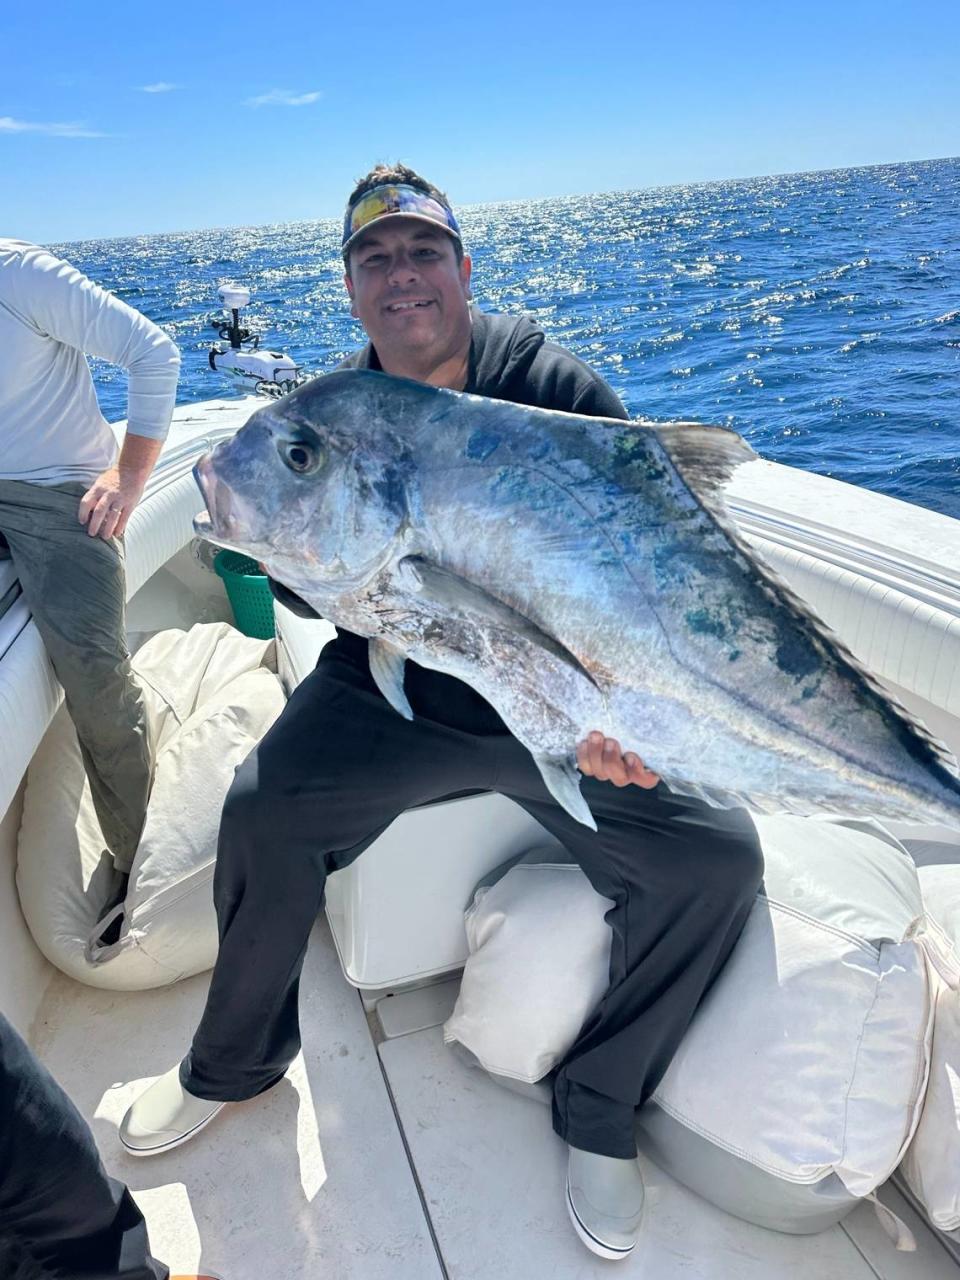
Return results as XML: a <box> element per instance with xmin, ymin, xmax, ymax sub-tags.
<box><xmin>399</xmin><ymin>556</ymin><xmax>517</xmax><ymax>621</ymax></box>
<box><xmin>399</xmin><ymin>556</ymin><xmax>600</xmax><ymax>690</ymax></box>
<box><xmin>535</xmin><ymin>753</ymin><xmax>598</xmax><ymax>831</ymax></box>
<box><xmin>368</xmin><ymin>638</ymin><xmax>414</xmax><ymax>721</ymax></box>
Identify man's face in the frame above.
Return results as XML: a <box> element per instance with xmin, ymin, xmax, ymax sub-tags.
<box><xmin>345</xmin><ymin>219</ymin><xmax>473</xmax><ymax>381</ymax></box>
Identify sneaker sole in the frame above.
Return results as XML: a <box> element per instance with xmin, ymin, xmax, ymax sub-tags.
<box><xmin>565</xmin><ymin>1178</ymin><xmax>637</xmax><ymax>1261</ymax></box>
<box><xmin>120</xmin><ymin>1101</ymin><xmax>226</xmax><ymax>1158</ymax></box>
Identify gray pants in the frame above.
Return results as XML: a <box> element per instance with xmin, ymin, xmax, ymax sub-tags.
<box><xmin>0</xmin><ymin>480</ymin><xmax>151</xmax><ymax>872</ymax></box>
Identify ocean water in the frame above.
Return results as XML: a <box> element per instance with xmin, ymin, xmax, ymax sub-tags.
<box><xmin>59</xmin><ymin>156</ymin><xmax>960</xmax><ymax>520</ymax></box>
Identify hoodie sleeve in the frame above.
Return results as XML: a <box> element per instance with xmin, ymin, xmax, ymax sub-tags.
<box><xmin>337</xmin><ymin>343</ymin><xmax>378</xmax><ymax>371</ymax></box>
<box><xmin>469</xmin><ymin>312</ymin><xmax>629</xmax><ymax>419</ymax></box>
<box><xmin>571</xmin><ymin>372</ymin><xmax>629</xmax><ymax>420</ymax></box>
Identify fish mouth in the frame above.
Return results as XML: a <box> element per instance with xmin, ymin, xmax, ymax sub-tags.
<box><xmin>192</xmin><ymin>458</ymin><xmax>246</xmax><ymax>549</ymax></box>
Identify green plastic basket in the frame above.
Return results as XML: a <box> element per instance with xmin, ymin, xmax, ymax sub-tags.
<box><xmin>214</xmin><ymin>550</ymin><xmax>276</xmax><ymax>640</ymax></box>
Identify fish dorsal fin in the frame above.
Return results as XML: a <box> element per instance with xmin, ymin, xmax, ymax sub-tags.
<box><xmin>640</xmin><ymin>419</ymin><xmax>959</xmax><ymax>786</ymax></box>
<box><xmin>650</xmin><ymin>421</ymin><xmax>757</xmax><ymax>510</ymax></box>
<box><xmin>727</xmin><ymin>529</ymin><xmax>960</xmax><ymax>785</ymax></box>
<box><xmin>654</xmin><ymin>440</ymin><xmax>960</xmax><ymax>786</ymax></box>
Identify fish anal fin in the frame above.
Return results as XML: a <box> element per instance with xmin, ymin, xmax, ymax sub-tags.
<box><xmin>707</xmin><ymin>514</ymin><xmax>960</xmax><ymax>786</ymax></box>
<box><xmin>659</xmin><ymin>772</ymin><xmax>949</xmax><ymax>825</ymax></box>
<box><xmin>535</xmin><ymin>753</ymin><xmax>597</xmax><ymax>831</ymax></box>
<box><xmin>658</xmin><ymin>774</ymin><xmax>791</xmax><ymax>815</ymax></box>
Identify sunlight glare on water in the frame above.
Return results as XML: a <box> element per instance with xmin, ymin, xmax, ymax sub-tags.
<box><xmin>59</xmin><ymin>157</ymin><xmax>960</xmax><ymax>520</ymax></box>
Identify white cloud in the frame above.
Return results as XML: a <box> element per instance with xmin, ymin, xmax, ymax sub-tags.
<box><xmin>140</xmin><ymin>81</ymin><xmax>179</xmax><ymax>93</ymax></box>
<box><xmin>0</xmin><ymin>116</ymin><xmax>107</xmax><ymax>138</ymax></box>
<box><xmin>245</xmin><ymin>88</ymin><xmax>323</xmax><ymax>108</ymax></box>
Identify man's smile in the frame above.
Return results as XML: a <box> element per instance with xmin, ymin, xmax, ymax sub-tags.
<box><xmin>384</xmin><ymin>299</ymin><xmax>435</xmax><ymax>313</ymax></box>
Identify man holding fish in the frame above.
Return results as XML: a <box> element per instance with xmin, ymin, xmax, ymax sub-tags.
<box><xmin>122</xmin><ymin>164</ymin><xmax>767</xmax><ymax>1261</ymax></box>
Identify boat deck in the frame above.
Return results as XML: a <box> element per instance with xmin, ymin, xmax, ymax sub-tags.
<box><xmin>29</xmin><ymin>919</ymin><xmax>955</xmax><ymax>1280</ymax></box>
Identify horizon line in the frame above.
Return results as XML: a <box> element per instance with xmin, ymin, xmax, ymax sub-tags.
<box><xmin>48</xmin><ymin>151</ymin><xmax>960</xmax><ymax>251</ymax></box>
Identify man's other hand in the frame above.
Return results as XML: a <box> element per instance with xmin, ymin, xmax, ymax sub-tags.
<box><xmin>577</xmin><ymin>733</ymin><xmax>660</xmax><ymax>789</ymax></box>
<box><xmin>78</xmin><ymin>468</ymin><xmax>144</xmax><ymax>540</ymax></box>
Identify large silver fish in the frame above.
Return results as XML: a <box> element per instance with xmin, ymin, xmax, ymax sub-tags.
<box><xmin>193</xmin><ymin>368</ymin><xmax>960</xmax><ymax>832</ymax></box>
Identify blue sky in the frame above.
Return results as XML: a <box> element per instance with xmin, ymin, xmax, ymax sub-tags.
<box><xmin>2</xmin><ymin>0</ymin><xmax>958</xmax><ymax>243</ymax></box>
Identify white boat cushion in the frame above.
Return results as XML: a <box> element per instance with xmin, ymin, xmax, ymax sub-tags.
<box><xmin>16</xmin><ymin>623</ymin><xmax>285</xmax><ymax>989</ymax></box>
<box><xmin>445</xmin><ymin>814</ymin><xmax>931</xmax><ymax>1212</ymax></box>
<box><xmin>900</xmin><ymin>861</ymin><xmax>960</xmax><ymax>1233</ymax></box>
<box><xmin>444</xmin><ymin>860</ymin><xmax>614</xmax><ymax>1082</ymax></box>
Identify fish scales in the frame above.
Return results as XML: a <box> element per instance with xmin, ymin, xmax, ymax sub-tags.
<box><xmin>192</xmin><ymin>368</ymin><xmax>960</xmax><ymax>832</ymax></box>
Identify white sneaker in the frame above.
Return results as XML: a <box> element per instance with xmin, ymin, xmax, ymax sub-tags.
<box><xmin>566</xmin><ymin>1146</ymin><xmax>645</xmax><ymax>1261</ymax></box>
<box><xmin>120</xmin><ymin>1065</ymin><xmax>226</xmax><ymax>1157</ymax></box>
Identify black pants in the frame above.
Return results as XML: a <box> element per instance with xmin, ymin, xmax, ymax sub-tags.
<box><xmin>182</xmin><ymin>654</ymin><xmax>764</xmax><ymax>1159</ymax></box>
<box><xmin>0</xmin><ymin>1014</ymin><xmax>167</xmax><ymax>1280</ymax></box>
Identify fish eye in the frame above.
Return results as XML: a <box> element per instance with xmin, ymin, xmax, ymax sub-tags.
<box><xmin>279</xmin><ymin>439</ymin><xmax>322</xmax><ymax>475</ymax></box>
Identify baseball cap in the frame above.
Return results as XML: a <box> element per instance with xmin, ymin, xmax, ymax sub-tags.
<box><xmin>342</xmin><ymin>183</ymin><xmax>462</xmax><ymax>258</ymax></box>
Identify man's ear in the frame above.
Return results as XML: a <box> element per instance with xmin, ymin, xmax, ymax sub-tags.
<box><xmin>460</xmin><ymin>254</ymin><xmax>473</xmax><ymax>301</ymax></box>
<box><xmin>344</xmin><ymin>272</ymin><xmax>358</xmax><ymax>318</ymax></box>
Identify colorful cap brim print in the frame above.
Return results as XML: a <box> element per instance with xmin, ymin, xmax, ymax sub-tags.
<box><xmin>342</xmin><ymin>184</ymin><xmax>462</xmax><ymax>257</ymax></box>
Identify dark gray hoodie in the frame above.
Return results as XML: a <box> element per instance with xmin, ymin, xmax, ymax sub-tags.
<box><xmin>342</xmin><ymin>307</ymin><xmax>628</xmax><ymax>419</ymax></box>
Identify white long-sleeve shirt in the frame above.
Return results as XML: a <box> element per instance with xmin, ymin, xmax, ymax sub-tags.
<box><xmin>0</xmin><ymin>239</ymin><xmax>181</xmax><ymax>485</ymax></box>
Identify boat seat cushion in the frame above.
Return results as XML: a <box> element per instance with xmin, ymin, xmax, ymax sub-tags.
<box><xmin>445</xmin><ymin>815</ymin><xmax>932</xmax><ymax>1234</ymax></box>
<box><xmin>899</xmin><ymin>851</ymin><xmax>960</xmax><ymax>1236</ymax></box>
<box><xmin>445</xmin><ymin>856</ymin><xmax>614</xmax><ymax>1084</ymax></box>
<box><xmin>16</xmin><ymin>622</ymin><xmax>285</xmax><ymax>989</ymax></box>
